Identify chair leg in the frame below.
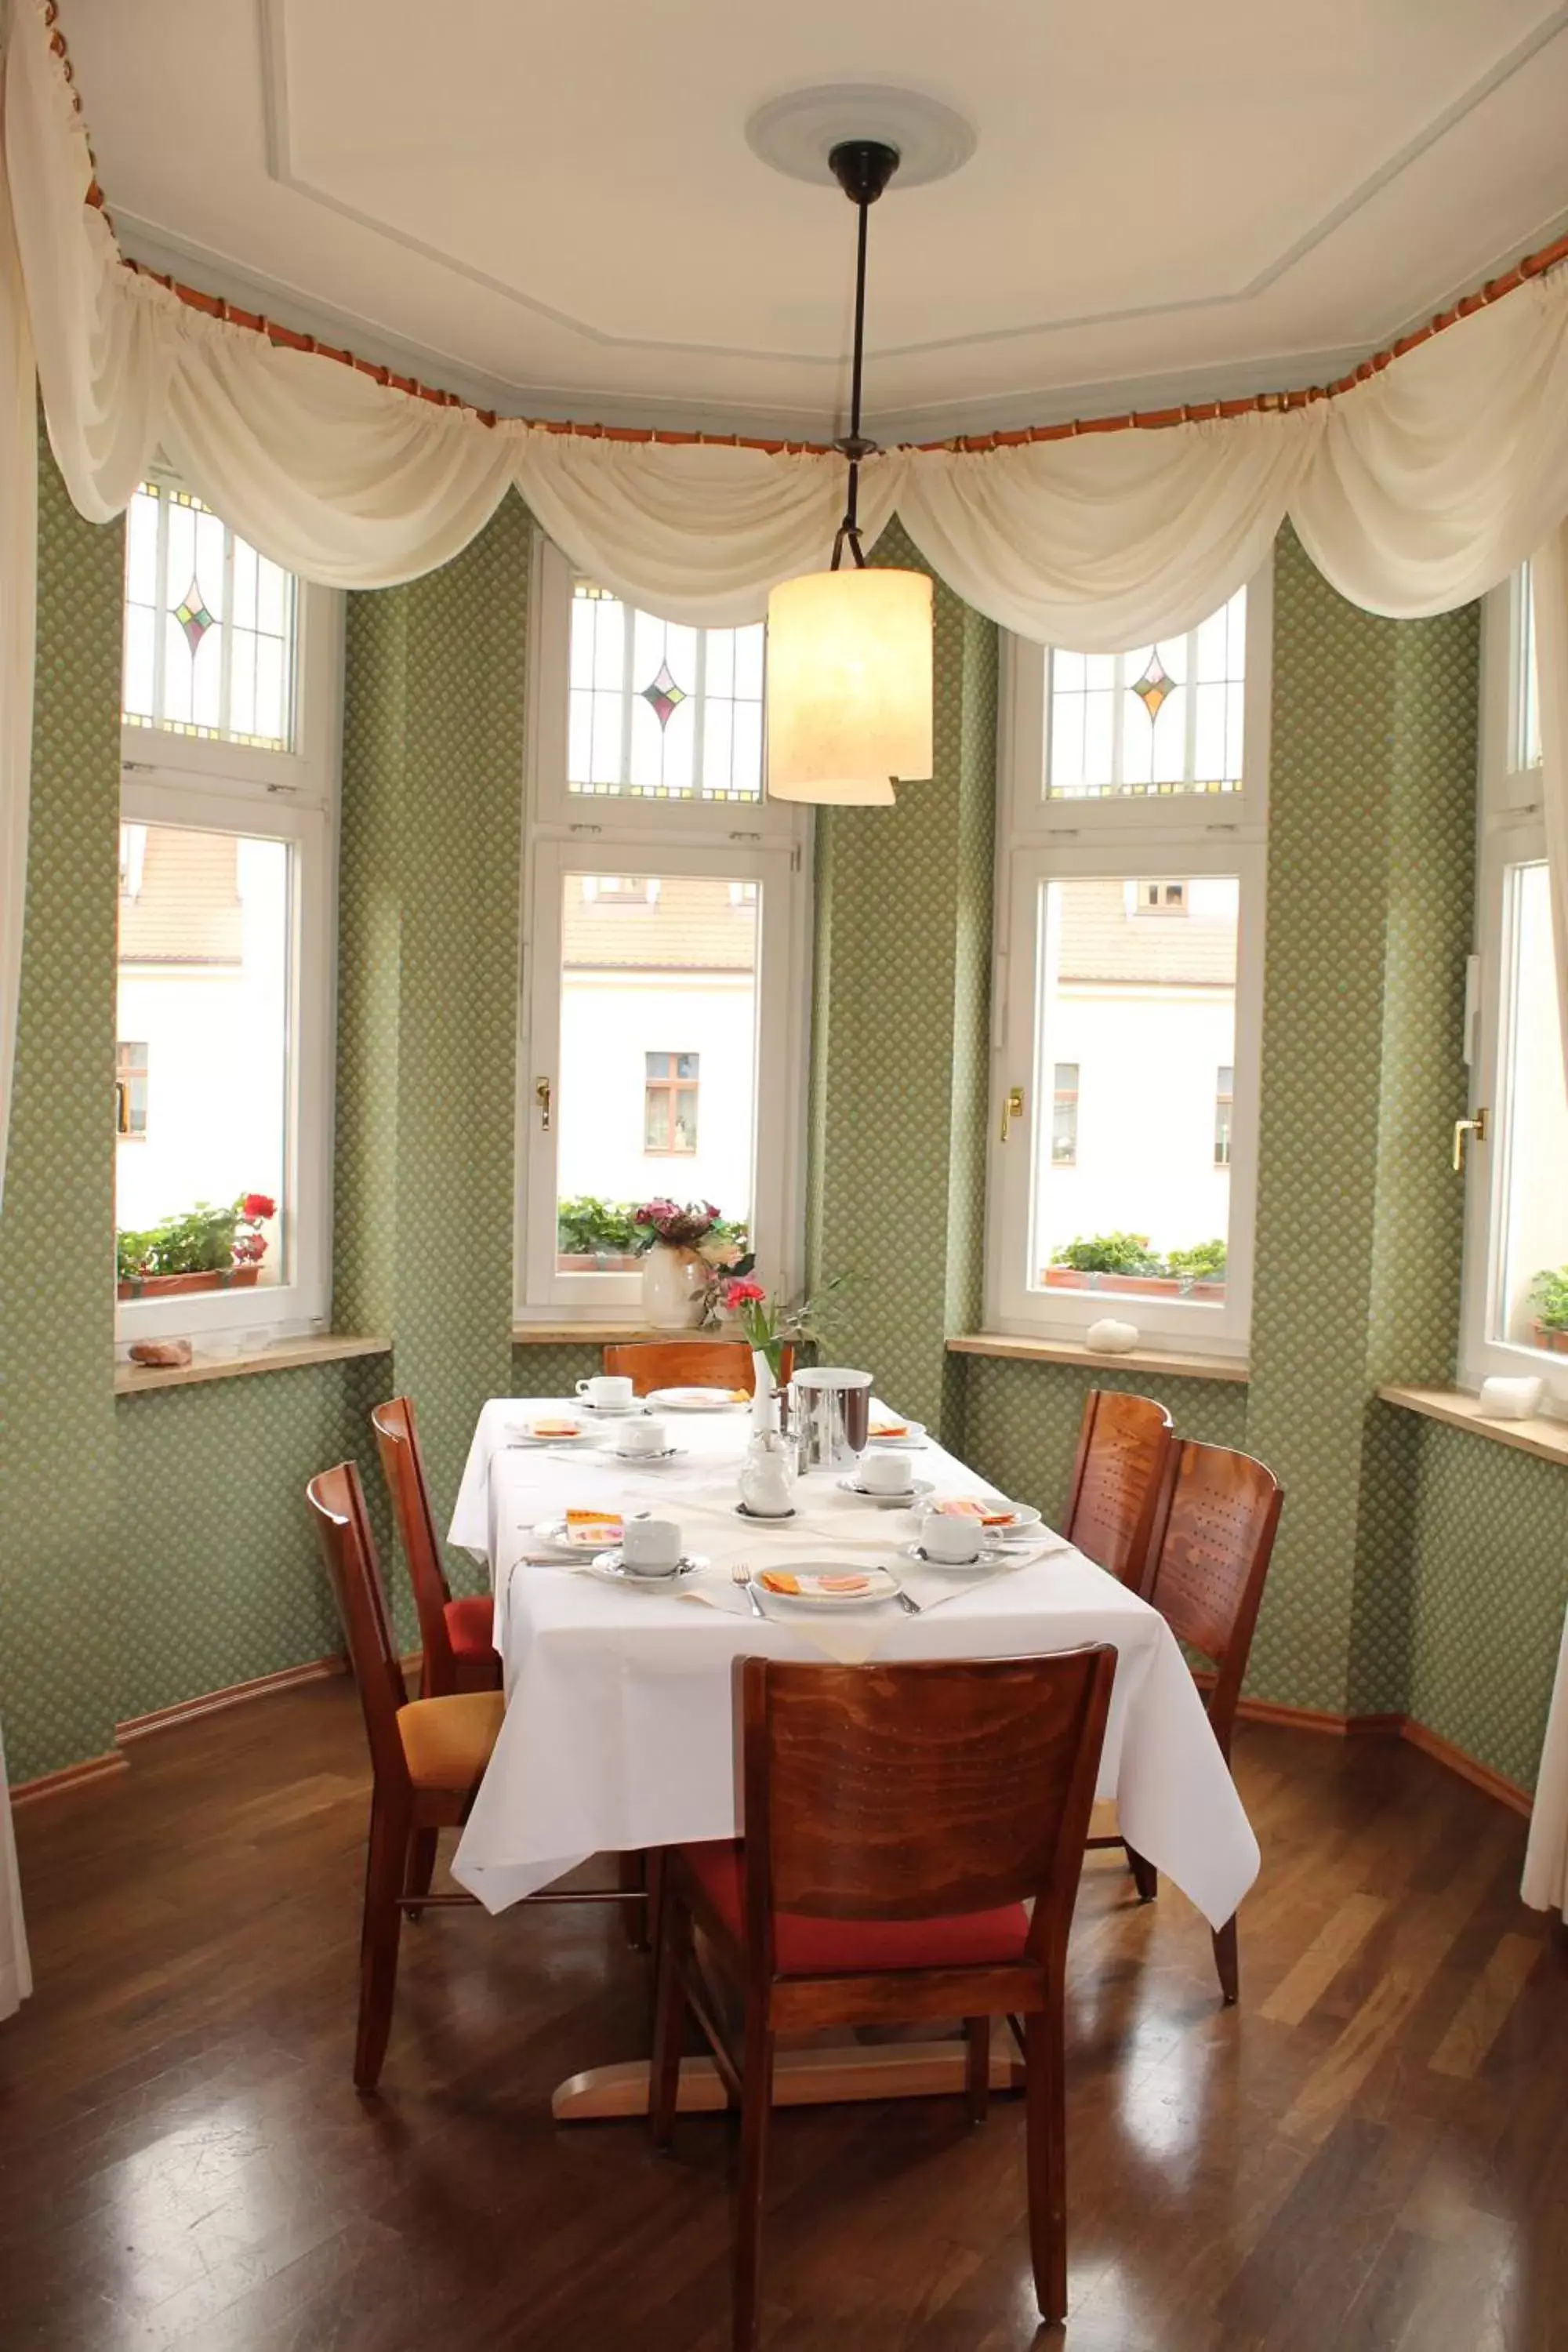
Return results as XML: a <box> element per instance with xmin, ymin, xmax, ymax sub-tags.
<box><xmin>355</xmin><ymin>1793</ymin><xmax>411</xmax><ymax>2092</ymax></box>
<box><xmin>649</xmin><ymin>1889</ymin><xmax>689</xmax><ymax>2151</ymax></box>
<box><xmin>1127</xmin><ymin>1844</ymin><xmax>1159</xmax><ymax>1902</ymax></box>
<box><xmin>1023</xmin><ymin>1984</ymin><xmax>1069</xmax><ymax>2326</ymax></box>
<box><xmin>733</xmin><ymin>1997</ymin><xmax>776</xmax><ymax>2352</ymax></box>
<box><xmin>404</xmin><ymin>1827</ymin><xmax>439</xmax><ymax>1921</ymax></box>
<box><xmin>1213</xmin><ymin>1912</ymin><xmax>1239</xmax><ymax>2005</ymax></box>
<box><xmin>964</xmin><ymin>2016</ymin><xmax>990</xmax><ymax>2124</ymax></box>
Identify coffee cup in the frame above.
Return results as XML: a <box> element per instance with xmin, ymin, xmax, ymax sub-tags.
<box><xmin>859</xmin><ymin>1449</ymin><xmax>913</xmax><ymax>1495</ymax></box>
<box><xmin>615</xmin><ymin>1415</ymin><xmax>668</xmax><ymax>1457</ymax></box>
<box><xmin>920</xmin><ymin>1509</ymin><xmax>982</xmax><ymax>1566</ymax></box>
<box><xmin>622</xmin><ymin>1515</ymin><xmax>682</xmax><ymax>1574</ymax></box>
<box><xmin>577</xmin><ymin>1374</ymin><xmax>634</xmax><ymax>1411</ymax></box>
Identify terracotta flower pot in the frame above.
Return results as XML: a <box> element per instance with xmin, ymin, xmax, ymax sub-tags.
<box><xmin>1533</xmin><ymin>1321</ymin><xmax>1568</xmax><ymax>1355</ymax></box>
<box><xmin>117</xmin><ymin>1264</ymin><xmax>262</xmax><ymax>1301</ymax></box>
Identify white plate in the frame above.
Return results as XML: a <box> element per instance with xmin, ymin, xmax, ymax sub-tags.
<box><xmin>534</xmin><ymin>1515</ymin><xmax>626</xmax><ymax>1553</ymax></box>
<box><xmin>864</xmin><ymin>1421</ymin><xmax>928</xmax><ymax>1447</ymax></box>
<box><xmin>506</xmin><ymin>1421</ymin><xmax>593</xmax><ymax>1447</ymax></box>
<box><xmin>895</xmin><ymin>1539</ymin><xmax>997</xmax><ymax>1573</ymax></box>
<box><xmin>648</xmin><ymin>1385</ymin><xmax>749</xmax><ymax>1412</ymax></box>
<box><xmin>585</xmin><ymin>1550</ymin><xmax>708</xmax><ymax>1587</ymax></box>
<box><xmin>755</xmin><ymin>1566</ymin><xmax>900</xmax><ymax>1608</ymax></box>
<box><xmin>931</xmin><ymin>1499</ymin><xmax>1043</xmax><ymax>1538</ymax></box>
<box><xmin>836</xmin><ymin>1475</ymin><xmax>935</xmax><ymax>1510</ymax></box>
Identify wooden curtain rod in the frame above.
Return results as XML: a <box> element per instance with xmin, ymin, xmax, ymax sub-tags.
<box><xmin>46</xmin><ymin>2</ymin><xmax>1568</xmax><ymax>459</ymax></box>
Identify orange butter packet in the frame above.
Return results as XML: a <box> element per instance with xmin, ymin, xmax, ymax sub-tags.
<box><xmin>935</xmin><ymin>1497</ymin><xmax>1016</xmax><ymax>1525</ymax></box>
<box><xmin>758</xmin><ymin>1570</ymin><xmax>872</xmax><ymax>1597</ymax></box>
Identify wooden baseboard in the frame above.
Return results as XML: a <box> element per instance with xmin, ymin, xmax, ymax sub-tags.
<box><xmin>114</xmin><ymin>1653</ymin><xmax>349</xmax><ymax>1743</ymax></box>
<box><xmin>1399</xmin><ymin>1716</ymin><xmax>1532</xmax><ymax>1818</ymax></box>
<box><xmin>11</xmin><ymin>1751</ymin><xmax>130</xmax><ymax>1806</ymax></box>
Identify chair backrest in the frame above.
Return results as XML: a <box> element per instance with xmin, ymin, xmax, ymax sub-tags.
<box><xmin>740</xmin><ymin>1650</ymin><xmax>1115</xmax><ymax>1970</ymax></box>
<box><xmin>1144</xmin><ymin>1439</ymin><xmax>1283</xmax><ymax>1756</ymax></box>
<box><xmin>370</xmin><ymin>1396</ymin><xmax>454</xmax><ymax>1686</ymax></box>
<box><xmin>1063</xmin><ymin>1389</ymin><xmax>1174</xmax><ymax>1590</ymax></box>
<box><xmin>603</xmin><ymin>1339</ymin><xmax>796</xmax><ymax>1396</ymax></box>
<box><xmin>306</xmin><ymin>1461</ymin><xmax>411</xmax><ymax>1795</ymax></box>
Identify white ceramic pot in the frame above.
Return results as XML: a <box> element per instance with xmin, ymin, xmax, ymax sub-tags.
<box><xmin>641</xmin><ymin>1241</ymin><xmax>710</xmax><ymax>1329</ymax></box>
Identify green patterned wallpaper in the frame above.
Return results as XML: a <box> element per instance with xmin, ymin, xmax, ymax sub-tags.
<box><xmin>961</xmin><ymin>1359</ymin><xmax>1249</xmax><ymax>1530</ymax></box>
<box><xmin>336</xmin><ymin>497</ymin><xmax>532</xmax><ymax>1630</ymax></box>
<box><xmin>1405</xmin><ymin>1417</ymin><xmax>1568</xmax><ymax>1788</ymax></box>
<box><xmin>0</xmin><ymin>422</ymin><xmax>122</xmax><ymax>1784</ymax></box>
<box><xmin>807</xmin><ymin>519</ymin><xmax>998</xmax><ymax>1440</ymax></box>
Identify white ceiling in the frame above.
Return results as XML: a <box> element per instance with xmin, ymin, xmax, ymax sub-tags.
<box><xmin>60</xmin><ymin>0</ymin><xmax>1568</xmax><ymax>441</ymax></box>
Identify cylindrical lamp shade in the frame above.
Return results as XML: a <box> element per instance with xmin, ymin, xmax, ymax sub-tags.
<box><xmin>765</xmin><ymin>567</ymin><xmax>934</xmax><ymax>805</ymax></box>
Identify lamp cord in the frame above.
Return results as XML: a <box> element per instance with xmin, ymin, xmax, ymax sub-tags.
<box><xmin>832</xmin><ymin>191</ymin><xmax>873</xmax><ymax>573</ymax></box>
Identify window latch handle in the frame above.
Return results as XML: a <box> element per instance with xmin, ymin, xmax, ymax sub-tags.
<box><xmin>535</xmin><ymin>1076</ymin><xmax>552</xmax><ymax>1134</ymax></box>
<box><xmin>1000</xmin><ymin>1085</ymin><xmax>1025</xmax><ymax>1144</ymax></box>
<box><xmin>1453</xmin><ymin>1108</ymin><xmax>1486</xmax><ymax>1171</ymax></box>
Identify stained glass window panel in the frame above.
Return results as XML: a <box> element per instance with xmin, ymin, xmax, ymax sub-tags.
<box><xmin>1045</xmin><ymin>586</ymin><xmax>1247</xmax><ymax>800</ymax></box>
<box><xmin>567</xmin><ymin>579</ymin><xmax>764</xmax><ymax>800</ymax></box>
<box><xmin>122</xmin><ymin>483</ymin><xmax>298</xmax><ymax>752</ymax></box>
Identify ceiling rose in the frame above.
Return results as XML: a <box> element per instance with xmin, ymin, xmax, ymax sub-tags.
<box><xmin>745</xmin><ymin>85</ymin><xmax>977</xmax><ymax>193</ymax></box>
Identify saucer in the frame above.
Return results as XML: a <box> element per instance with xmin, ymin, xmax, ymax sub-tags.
<box><xmin>608</xmin><ymin>1443</ymin><xmax>682</xmax><ymax>1464</ymax></box>
<box><xmin>895</xmin><ymin>1539</ymin><xmax>994</xmax><ymax>1572</ymax></box>
<box><xmin>580</xmin><ymin>1399</ymin><xmax>651</xmax><ymax>1417</ymax></box>
<box><xmin>732</xmin><ymin>1501</ymin><xmax>798</xmax><ymax>1522</ymax></box>
<box><xmin>836</xmin><ymin>1475</ymin><xmax>935</xmax><ymax>1510</ymax></box>
<box><xmin>586</xmin><ymin>1551</ymin><xmax>707</xmax><ymax>1587</ymax></box>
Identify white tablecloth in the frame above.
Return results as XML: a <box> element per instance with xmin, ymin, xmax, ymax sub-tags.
<box><xmin>0</xmin><ymin>1716</ymin><xmax>32</xmax><ymax>2022</ymax></box>
<box><xmin>448</xmin><ymin>1398</ymin><xmax>1259</xmax><ymax>1930</ymax></box>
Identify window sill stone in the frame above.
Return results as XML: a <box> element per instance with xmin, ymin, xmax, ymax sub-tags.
<box><xmin>947</xmin><ymin>1333</ymin><xmax>1249</xmax><ymax>1383</ymax></box>
<box><xmin>1377</xmin><ymin>1384</ymin><xmax>1568</xmax><ymax>1469</ymax></box>
<box><xmin>114</xmin><ymin>1332</ymin><xmax>391</xmax><ymax>1397</ymax></box>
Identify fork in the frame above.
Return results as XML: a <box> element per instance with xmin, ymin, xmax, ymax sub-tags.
<box><xmin>731</xmin><ymin>1559</ymin><xmax>765</xmax><ymax>1619</ymax></box>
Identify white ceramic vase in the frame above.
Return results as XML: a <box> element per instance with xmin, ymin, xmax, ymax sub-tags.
<box><xmin>641</xmin><ymin>1241</ymin><xmax>709</xmax><ymax>1330</ymax></box>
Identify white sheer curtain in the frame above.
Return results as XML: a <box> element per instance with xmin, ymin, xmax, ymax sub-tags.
<box><xmin>0</xmin><ymin>23</ymin><xmax>35</xmax><ymax>2021</ymax></box>
<box><xmin>1518</xmin><ymin>524</ymin><xmax>1568</xmax><ymax>1922</ymax></box>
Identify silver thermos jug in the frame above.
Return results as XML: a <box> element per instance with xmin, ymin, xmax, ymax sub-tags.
<box><xmin>789</xmin><ymin>1367</ymin><xmax>873</xmax><ymax>1472</ymax></box>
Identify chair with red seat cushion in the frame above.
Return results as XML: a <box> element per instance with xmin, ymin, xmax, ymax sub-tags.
<box><xmin>650</xmin><ymin>1649</ymin><xmax>1116</xmax><ymax>2351</ymax></box>
<box><xmin>372</xmin><ymin>1396</ymin><xmax>499</xmax><ymax>1698</ymax></box>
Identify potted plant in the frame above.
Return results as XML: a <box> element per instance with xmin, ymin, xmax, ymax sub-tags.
<box><xmin>116</xmin><ymin>1192</ymin><xmax>276</xmax><ymax>1300</ymax></box>
<box><xmin>1044</xmin><ymin>1232</ymin><xmax>1177</xmax><ymax>1296</ymax></box>
<box><xmin>633</xmin><ymin>1199</ymin><xmax>730</xmax><ymax>1328</ymax></box>
<box><xmin>555</xmin><ymin>1195</ymin><xmax>643</xmax><ymax>1272</ymax></box>
<box><xmin>1165</xmin><ymin>1240</ymin><xmax>1229</xmax><ymax>1301</ymax></box>
<box><xmin>1530</xmin><ymin>1265</ymin><xmax>1568</xmax><ymax>1354</ymax></box>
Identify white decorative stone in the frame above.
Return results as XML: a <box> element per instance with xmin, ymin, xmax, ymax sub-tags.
<box><xmin>1086</xmin><ymin>1318</ymin><xmax>1140</xmax><ymax>1355</ymax></box>
<box><xmin>1477</xmin><ymin>1374</ymin><xmax>1544</xmax><ymax>1421</ymax></box>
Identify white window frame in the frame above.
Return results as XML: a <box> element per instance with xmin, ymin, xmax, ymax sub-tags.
<box><xmin>1458</xmin><ymin>572</ymin><xmax>1566</xmax><ymax>1397</ymax></box>
<box><xmin>515</xmin><ymin>539</ymin><xmax>811</xmax><ymax>1324</ymax></box>
<box><xmin>116</xmin><ymin>509</ymin><xmax>342</xmax><ymax>1352</ymax></box>
<box><xmin>984</xmin><ymin>563</ymin><xmax>1272</xmax><ymax>1360</ymax></box>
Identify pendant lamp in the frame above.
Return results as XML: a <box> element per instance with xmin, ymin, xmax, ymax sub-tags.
<box><xmin>766</xmin><ymin>140</ymin><xmax>934</xmax><ymax>808</ymax></box>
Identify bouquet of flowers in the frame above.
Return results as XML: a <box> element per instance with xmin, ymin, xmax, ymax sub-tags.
<box><xmin>714</xmin><ymin>1272</ymin><xmax>846</xmax><ymax>1385</ymax></box>
<box><xmin>631</xmin><ymin>1198</ymin><xmax>724</xmax><ymax>1254</ymax></box>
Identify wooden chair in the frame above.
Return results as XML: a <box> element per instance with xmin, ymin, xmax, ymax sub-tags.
<box><xmin>650</xmin><ymin>1648</ymin><xmax>1116</xmax><ymax>2350</ymax></box>
<box><xmin>1102</xmin><ymin>1439</ymin><xmax>1283</xmax><ymax>2004</ymax></box>
<box><xmin>372</xmin><ymin>1396</ymin><xmax>500</xmax><ymax>1697</ymax></box>
<box><xmin>1063</xmin><ymin>1388</ymin><xmax>1174</xmax><ymax>1591</ymax></box>
<box><xmin>603</xmin><ymin>1339</ymin><xmax>796</xmax><ymax>1396</ymax></box>
<box><xmin>307</xmin><ymin>1461</ymin><xmax>505</xmax><ymax>2089</ymax></box>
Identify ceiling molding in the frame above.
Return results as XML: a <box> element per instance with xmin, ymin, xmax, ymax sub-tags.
<box><xmin>256</xmin><ymin>0</ymin><xmax>1568</xmax><ymax>369</ymax></box>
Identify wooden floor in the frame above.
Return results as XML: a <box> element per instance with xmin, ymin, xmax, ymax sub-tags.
<box><xmin>2</xmin><ymin>1685</ymin><xmax>1564</xmax><ymax>2352</ymax></box>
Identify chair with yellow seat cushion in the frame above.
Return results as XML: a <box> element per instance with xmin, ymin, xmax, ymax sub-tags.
<box><xmin>307</xmin><ymin>1461</ymin><xmax>506</xmax><ymax>2089</ymax></box>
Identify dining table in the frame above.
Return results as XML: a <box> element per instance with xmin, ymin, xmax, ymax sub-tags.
<box><xmin>447</xmin><ymin>1389</ymin><xmax>1260</xmax><ymax>2119</ymax></box>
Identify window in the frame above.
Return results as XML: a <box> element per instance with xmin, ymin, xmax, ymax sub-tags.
<box><xmin>122</xmin><ymin>481</ymin><xmax>297</xmax><ymax>751</ymax></box>
<box><xmin>987</xmin><ymin>570</ymin><xmax>1270</xmax><ymax>1356</ymax></box>
<box><xmin>116</xmin><ymin>478</ymin><xmax>341</xmax><ymax>1348</ymax></box>
<box><xmin>115</xmin><ymin>1041</ymin><xmax>148</xmax><ymax>1138</ymax></box>
<box><xmin>520</xmin><ymin>541</ymin><xmax>808</xmax><ymax>1318</ymax></box>
<box><xmin>1044</xmin><ymin>587</ymin><xmax>1247</xmax><ymax>801</ymax></box>
<box><xmin>644</xmin><ymin>1052</ymin><xmax>700</xmax><ymax>1154</ymax></box>
<box><xmin>1051</xmin><ymin>1062</ymin><xmax>1079</xmax><ymax>1165</ymax></box>
<box><xmin>1214</xmin><ymin>1065</ymin><xmax>1234</xmax><ymax>1167</ymax></box>
<box><xmin>1461</xmin><ymin>568</ymin><xmax>1568</xmax><ymax>1390</ymax></box>
<box><xmin>567</xmin><ymin>576</ymin><xmax>764</xmax><ymax>802</ymax></box>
